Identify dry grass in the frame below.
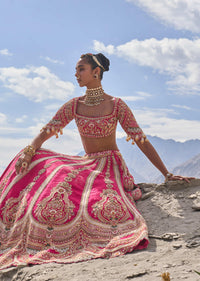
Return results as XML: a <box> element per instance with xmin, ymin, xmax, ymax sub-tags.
<box><xmin>161</xmin><ymin>272</ymin><xmax>170</xmax><ymax>281</ymax></box>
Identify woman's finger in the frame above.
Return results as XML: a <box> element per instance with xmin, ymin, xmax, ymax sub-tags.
<box><xmin>15</xmin><ymin>159</ymin><xmax>22</xmax><ymax>174</ymax></box>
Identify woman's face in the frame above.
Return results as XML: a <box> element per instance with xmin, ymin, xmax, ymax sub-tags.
<box><xmin>75</xmin><ymin>59</ymin><xmax>97</xmax><ymax>88</ymax></box>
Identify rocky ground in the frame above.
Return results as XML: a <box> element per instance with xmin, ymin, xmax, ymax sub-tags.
<box><xmin>0</xmin><ymin>179</ymin><xmax>200</xmax><ymax>281</ymax></box>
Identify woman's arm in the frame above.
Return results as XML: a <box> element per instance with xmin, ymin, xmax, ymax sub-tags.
<box><xmin>136</xmin><ymin>140</ymin><xmax>168</xmax><ymax>177</ymax></box>
<box><xmin>135</xmin><ymin>140</ymin><xmax>191</xmax><ymax>182</ymax></box>
<box><xmin>30</xmin><ymin>129</ymin><xmax>55</xmax><ymax>151</ymax></box>
<box><xmin>15</xmin><ymin>99</ymin><xmax>75</xmax><ymax>174</ymax></box>
<box><xmin>15</xmin><ymin>130</ymin><xmax>55</xmax><ymax>174</ymax></box>
<box><xmin>117</xmin><ymin>98</ymin><xmax>193</xmax><ymax>182</ymax></box>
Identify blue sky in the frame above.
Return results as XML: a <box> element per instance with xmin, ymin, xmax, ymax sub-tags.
<box><xmin>0</xmin><ymin>0</ymin><xmax>200</xmax><ymax>172</ymax></box>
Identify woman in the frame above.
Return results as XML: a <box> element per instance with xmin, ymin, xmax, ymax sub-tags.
<box><xmin>0</xmin><ymin>53</ymin><xmax>189</xmax><ymax>269</ymax></box>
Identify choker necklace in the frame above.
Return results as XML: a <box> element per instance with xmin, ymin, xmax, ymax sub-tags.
<box><xmin>84</xmin><ymin>86</ymin><xmax>105</xmax><ymax>106</ymax></box>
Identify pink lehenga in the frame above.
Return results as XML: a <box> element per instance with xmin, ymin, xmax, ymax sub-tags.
<box><xmin>0</xmin><ymin>97</ymin><xmax>149</xmax><ymax>269</ymax></box>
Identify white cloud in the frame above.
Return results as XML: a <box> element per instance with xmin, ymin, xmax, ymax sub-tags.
<box><xmin>0</xmin><ymin>49</ymin><xmax>13</xmax><ymax>56</ymax></box>
<box><xmin>0</xmin><ymin>66</ymin><xmax>75</xmax><ymax>102</ymax></box>
<box><xmin>44</xmin><ymin>103</ymin><xmax>64</xmax><ymax>111</ymax></box>
<box><xmin>172</xmin><ymin>104</ymin><xmax>192</xmax><ymax>110</ymax></box>
<box><xmin>133</xmin><ymin>108</ymin><xmax>200</xmax><ymax>142</ymax></box>
<box><xmin>93</xmin><ymin>38</ymin><xmax>200</xmax><ymax>95</ymax></box>
<box><xmin>40</xmin><ymin>56</ymin><xmax>64</xmax><ymax>65</ymax></box>
<box><xmin>0</xmin><ymin>126</ymin><xmax>30</xmax><ymax>136</ymax></box>
<box><xmin>93</xmin><ymin>41</ymin><xmax>115</xmax><ymax>55</ymax></box>
<box><xmin>117</xmin><ymin>107</ymin><xmax>200</xmax><ymax>141</ymax></box>
<box><xmin>0</xmin><ymin>137</ymin><xmax>30</xmax><ymax>175</ymax></box>
<box><xmin>0</xmin><ymin>113</ymin><xmax>7</xmax><ymax>124</ymax></box>
<box><xmin>15</xmin><ymin>115</ymin><xmax>28</xmax><ymax>123</ymax></box>
<box><xmin>126</xmin><ymin>0</ymin><xmax>200</xmax><ymax>33</ymax></box>
<box><xmin>118</xmin><ymin>91</ymin><xmax>151</xmax><ymax>101</ymax></box>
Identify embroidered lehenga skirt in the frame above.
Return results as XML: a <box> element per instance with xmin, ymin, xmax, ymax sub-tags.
<box><xmin>0</xmin><ymin>149</ymin><xmax>148</xmax><ymax>269</ymax></box>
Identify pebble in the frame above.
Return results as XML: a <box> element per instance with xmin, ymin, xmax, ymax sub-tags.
<box><xmin>188</xmin><ymin>194</ymin><xmax>197</xmax><ymax>199</ymax></box>
<box><xmin>192</xmin><ymin>204</ymin><xmax>200</xmax><ymax>211</ymax></box>
<box><xmin>173</xmin><ymin>244</ymin><xmax>182</xmax><ymax>249</ymax></box>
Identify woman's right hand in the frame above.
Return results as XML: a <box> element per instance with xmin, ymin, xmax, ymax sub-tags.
<box><xmin>15</xmin><ymin>154</ymin><xmax>32</xmax><ymax>175</ymax></box>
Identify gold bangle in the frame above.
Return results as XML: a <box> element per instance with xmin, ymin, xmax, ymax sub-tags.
<box><xmin>165</xmin><ymin>173</ymin><xmax>173</xmax><ymax>182</ymax></box>
<box><xmin>23</xmin><ymin>145</ymin><xmax>36</xmax><ymax>158</ymax></box>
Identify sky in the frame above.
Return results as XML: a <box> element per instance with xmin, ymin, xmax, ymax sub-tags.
<box><xmin>0</xmin><ymin>0</ymin><xmax>200</xmax><ymax>173</ymax></box>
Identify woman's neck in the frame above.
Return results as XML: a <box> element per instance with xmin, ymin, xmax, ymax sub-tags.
<box><xmin>86</xmin><ymin>82</ymin><xmax>102</xmax><ymax>90</ymax></box>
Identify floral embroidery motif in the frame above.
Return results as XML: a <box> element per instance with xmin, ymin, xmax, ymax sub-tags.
<box><xmin>34</xmin><ymin>166</ymin><xmax>90</xmax><ymax>227</ymax></box>
<box><xmin>34</xmin><ymin>169</ymin><xmax>81</xmax><ymax>226</ymax></box>
<box><xmin>117</xmin><ymin>98</ymin><xmax>147</xmax><ymax>143</ymax></box>
<box><xmin>34</xmin><ymin>186</ymin><xmax>75</xmax><ymax>226</ymax></box>
<box><xmin>41</xmin><ymin>99</ymin><xmax>75</xmax><ymax>137</ymax></box>
<box><xmin>75</xmin><ymin>115</ymin><xmax>118</xmax><ymax>138</ymax></box>
<box><xmin>92</xmin><ymin>189</ymin><xmax>131</xmax><ymax>227</ymax></box>
<box><xmin>92</xmin><ymin>155</ymin><xmax>130</xmax><ymax>227</ymax></box>
<box><xmin>1</xmin><ymin>190</ymin><xmax>27</xmax><ymax>229</ymax></box>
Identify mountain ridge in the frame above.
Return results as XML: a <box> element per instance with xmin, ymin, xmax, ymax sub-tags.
<box><xmin>117</xmin><ymin>136</ymin><xmax>200</xmax><ymax>183</ymax></box>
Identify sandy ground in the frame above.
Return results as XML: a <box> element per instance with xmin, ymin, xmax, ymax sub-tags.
<box><xmin>0</xmin><ymin>179</ymin><xmax>200</xmax><ymax>281</ymax></box>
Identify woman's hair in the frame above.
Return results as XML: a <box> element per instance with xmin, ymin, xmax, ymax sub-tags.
<box><xmin>80</xmin><ymin>53</ymin><xmax>110</xmax><ymax>80</ymax></box>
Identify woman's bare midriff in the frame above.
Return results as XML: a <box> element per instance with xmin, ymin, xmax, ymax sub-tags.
<box><xmin>81</xmin><ymin>133</ymin><xmax>119</xmax><ymax>154</ymax></box>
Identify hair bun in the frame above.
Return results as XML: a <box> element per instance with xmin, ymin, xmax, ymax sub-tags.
<box><xmin>96</xmin><ymin>53</ymin><xmax>110</xmax><ymax>72</ymax></box>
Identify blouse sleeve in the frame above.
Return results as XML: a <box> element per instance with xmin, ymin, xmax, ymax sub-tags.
<box><xmin>117</xmin><ymin>98</ymin><xmax>148</xmax><ymax>144</ymax></box>
<box><xmin>41</xmin><ymin>98</ymin><xmax>75</xmax><ymax>138</ymax></box>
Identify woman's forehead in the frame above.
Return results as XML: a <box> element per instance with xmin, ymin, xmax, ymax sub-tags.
<box><xmin>76</xmin><ymin>59</ymin><xmax>90</xmax><ymax>69</ymax></box>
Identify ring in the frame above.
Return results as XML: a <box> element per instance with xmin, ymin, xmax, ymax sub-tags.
<box><xmin>22</xmin><ymin>162</ymin><xmax>28</xmax><ymax>168</ymax></box>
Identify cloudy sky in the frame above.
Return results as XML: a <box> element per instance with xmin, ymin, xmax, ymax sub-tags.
<box><xmin>0</xmin><ymin>0</ymin><xmax>200</xmax><ymax>173</ymax></box>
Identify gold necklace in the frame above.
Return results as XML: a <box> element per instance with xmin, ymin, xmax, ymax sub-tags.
<box><xmin>84</xmin><ymin>86</ymin><xmax>105</xmax><ymax>106</ymax></box>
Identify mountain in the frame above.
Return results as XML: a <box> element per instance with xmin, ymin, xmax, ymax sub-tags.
<box><xmin>117</xmin><ymin>136</ymin><xmax>200</xmax><ymax>183</ymax></box>
<box><xmin>172</xmin><ymin>153</ymin><xmax>200</xmax><ymax>178</ymax></box>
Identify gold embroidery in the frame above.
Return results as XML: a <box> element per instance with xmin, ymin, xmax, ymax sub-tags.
<box><xmin>2</xmin><ymin>190</ymin><xmax>27</xmax><ymax>229</ymax></box>
<box><xmin>34</xmin><ymin>167</ymin><xmax>87</xmax><ymax>227</ymax></box>
<box><xmin>92</xmin><ymin>189</ymin><xmax>131</xmax><ymax>227</ymax></box>
<box><xmin>0</xmin><ymin>171</ymin><xmax>12</xmax><ymax>197</ymax></box>
<box><xmin>34</xmin><ymin>186</ymin><xmax>75</xmax><ymax>227</ymax></box>
<box><xmin>92</xmin><ymin>155</ymin><xmax>131</xmax><ymax>227</ymax></box>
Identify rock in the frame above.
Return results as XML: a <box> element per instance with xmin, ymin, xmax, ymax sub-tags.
<box><xmin>173</xmin><ymin>243</ymin><xmax>182</xmax><ymax>249</ymax></box>
<box><xmin>192</xmin><ymin>202</ymin><xmax>200</xmax><ymax>211</ymax></box>
<box><xmin>126</xmin><ymin>270</ymin><xmax>148</xmax><ymax>279</ymax></box>
<box><xmin>186</xmin><ymin>236</ymin><xmax>200</xmax><ymax>248</ymax></box>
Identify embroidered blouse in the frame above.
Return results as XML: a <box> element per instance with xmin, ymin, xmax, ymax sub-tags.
<box><xmin>41</xmin><ymin>97</ymin><xmax>147</xmax><ymax>144</ymax></box>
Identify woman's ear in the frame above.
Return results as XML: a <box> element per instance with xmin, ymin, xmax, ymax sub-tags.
<box><xmin>93</xmin><ymin>67</ymin><xmax>101</xmax><ymax>76</ymax></box>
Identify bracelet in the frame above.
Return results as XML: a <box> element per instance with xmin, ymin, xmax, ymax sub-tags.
<box><xmin>23</xmin><ymin>145</ymin><xmax>36</xmax><ymax>158</ymax></box>
<box><xmin>165</xmin><ymin>172</ymin><xmax>174</xmax><ymax>182</ymax></box>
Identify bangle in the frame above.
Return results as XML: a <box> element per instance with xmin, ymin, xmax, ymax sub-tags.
<box><xmin>165</xmin><ymin>172</ymin><xmax>173</xmax><ymax>182</ymax></box>
<box><xmin>23</xmin><ymin>145</ymin><xmax>36</xmax><ymax>158</ymax></box>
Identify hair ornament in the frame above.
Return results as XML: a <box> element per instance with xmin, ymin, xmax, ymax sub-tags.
<box><xmin>81</xmin><ymin>53</ymin><xmax>105</xmax><ymax>71</ymax></box>
<box><xmin>92</xmin><ymin>55</ymin><xmax>105</xmax><ymax>71</ymax></box>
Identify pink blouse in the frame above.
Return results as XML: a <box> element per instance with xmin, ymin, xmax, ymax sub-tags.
<box><xmin>41</xmin><ymin>97</ymin><xmax>147</xmax><ymax>144</ymax></box>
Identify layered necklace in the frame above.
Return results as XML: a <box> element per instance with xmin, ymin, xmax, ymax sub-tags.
<box><xmin>84</xmin><ymin>86</ymin><xmax>105</xmax><ymax>106</ymax></box>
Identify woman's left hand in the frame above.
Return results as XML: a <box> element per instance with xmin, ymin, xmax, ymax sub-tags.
<box><xmin>165</xmin><ymin>174</ymin><xmax>195</xmax><ymax>183</ymax></box>
<box><xmin>15</xmin><ymin>154</ymin><xmax>32</xmax><ymax>175</ymax></box>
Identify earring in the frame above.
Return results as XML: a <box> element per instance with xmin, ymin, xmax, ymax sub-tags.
<box><xmin>94</xmin><ymin>74</ymin><xmax>98</xmax><ymax>79</ymax></box>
